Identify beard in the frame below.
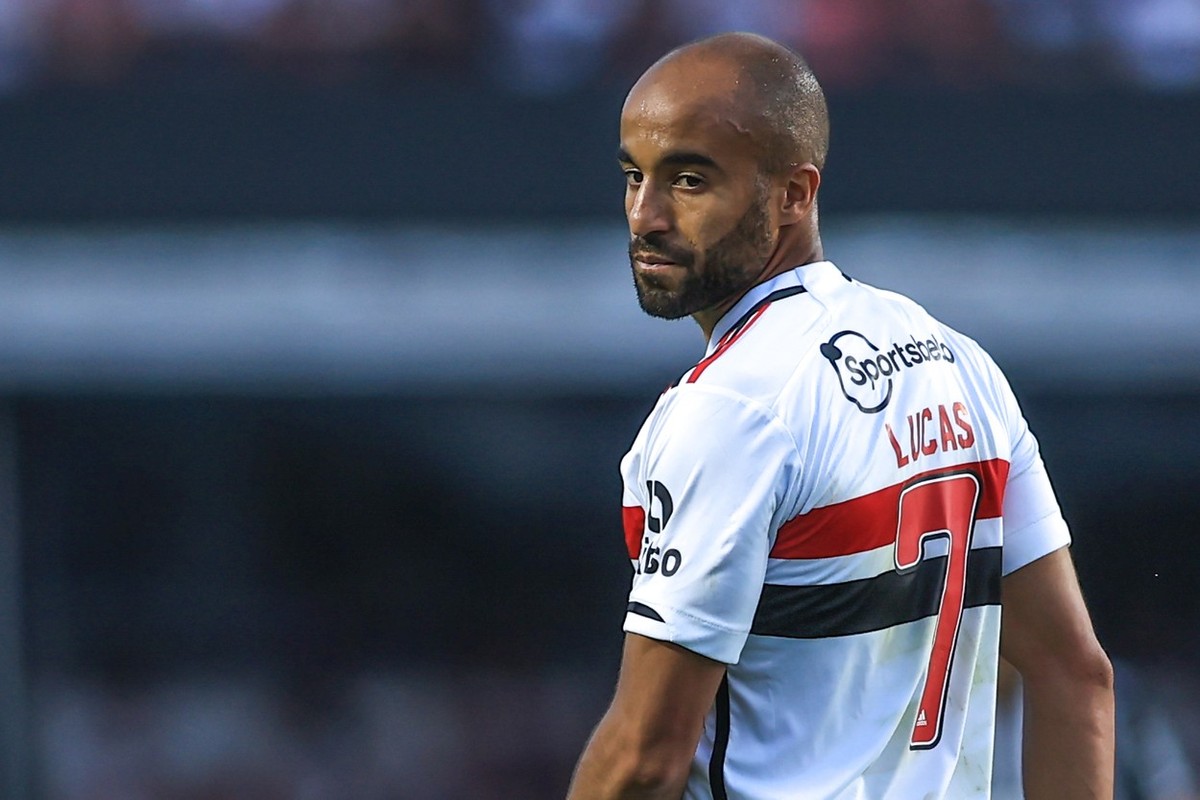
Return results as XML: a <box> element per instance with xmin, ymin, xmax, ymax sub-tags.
<box><xmin>629</xmin><ymin>189</ymin><xmax>774</xmax><ymax>321</ymax></box>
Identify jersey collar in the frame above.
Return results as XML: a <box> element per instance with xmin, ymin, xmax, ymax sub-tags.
<box><xmin>704</xmin><ymin>261</ymin><xmax>841</xmax><ymax>356</ymax></box>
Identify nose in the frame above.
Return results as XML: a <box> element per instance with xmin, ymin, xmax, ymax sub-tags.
<box><xmin>627</xmin><ymin>181</ymin><xmax>671</xmax><ymax>238</ymax></box>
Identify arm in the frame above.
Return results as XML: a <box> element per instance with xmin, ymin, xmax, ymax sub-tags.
<box><xmin>573</xmin><ymin>388</ymin><xmax>793</xmax><ymax>798</ymax></box>
<box><xmin>1000</xmin><ymin>547</ymin><xmax>1115</xmax><ymax>800</ymax></box>
<box><xmin>567</xmin><ymin>633</ymin><xmax>726</xmax><ymax>800</ymax></box>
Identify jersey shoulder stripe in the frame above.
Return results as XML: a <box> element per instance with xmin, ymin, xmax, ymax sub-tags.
<box><xmin>622</xmin><ymin>505</ymin><xmax>645</xmax><ymax>559</ymax></box>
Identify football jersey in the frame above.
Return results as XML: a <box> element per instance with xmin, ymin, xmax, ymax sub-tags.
<box><xmin>619</xmin><ymin>261</ymin><xmax>1071</xmax><ymax>800</ymax></box>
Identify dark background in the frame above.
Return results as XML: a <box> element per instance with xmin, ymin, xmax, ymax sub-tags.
<box><xmin>0</xmin><ymin>1</ymin><xmax>1197</xmax><ymax>797</ymax></box>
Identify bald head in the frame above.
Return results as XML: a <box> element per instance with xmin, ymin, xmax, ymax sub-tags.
<box><xmin>618</xmin><ymin>34</ymin><xmax>827</xmax><ymax>334</ymax></box>
<box><xmin>628</xmin><ymin>32</ymin><xmax>829</xmax><ymax>175</ymax></box>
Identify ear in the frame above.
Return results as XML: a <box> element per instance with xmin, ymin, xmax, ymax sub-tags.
<box><xmin>778</xmin><ymin>164</ymin><xmax>820</xmax><ymax>226</ymax></box>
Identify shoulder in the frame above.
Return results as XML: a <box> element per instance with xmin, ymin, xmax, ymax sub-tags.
<box><xmin>679</xmin><ymin>289</ymin><xmax>830</xmax><ymax>406</ymax></box>
<box><xmin>641</xmin><ymin>383</ymin><xmax>800</xmax><ymax>456</ymax></box>
<box><xmin>848</xmin><ymin>276</ymin><xmax>1017</xmax><ymax>403</ymax></box>
<box><xmin>624</xmin><ymin>383</ymin><xmax>804</xmax><ymax>500</ymax></box>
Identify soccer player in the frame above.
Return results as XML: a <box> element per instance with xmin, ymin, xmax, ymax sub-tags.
<box><xmin>566</xmin><ymin>32</ymin><xmax>1115</xmax><ymax>800</ymax></box>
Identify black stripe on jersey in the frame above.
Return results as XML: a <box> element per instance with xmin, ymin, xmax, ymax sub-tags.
<box><xmin>668</xmin><ymin>284</ymin><xmax>810</xmax><ymax>390</ymax></box>
<box><xmin>726</xmin><ymin>284</ymin><xmax>808</xmax><ymax>338</ymax></box>
<box><xmin>626</xmin><ymin>602</ymin><xmax>665</xmax><ymax>622</ymax></box>
<box><xmin>751</xmin><ymin>546</ymin><xmax>1003</xmax><ymax>640</ymax></box>
<box><xmin>709</xmin><ymin>675</ymin><xmax>731</xmax><ymax>800</ymax></box>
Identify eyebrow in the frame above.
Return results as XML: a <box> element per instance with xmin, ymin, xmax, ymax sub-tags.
<box><xmin>617</xmin><ymin>148</ymin><xmax>722</xmax><ymax>172</ymax></box>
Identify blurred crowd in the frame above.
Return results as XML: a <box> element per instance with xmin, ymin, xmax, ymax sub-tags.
<box><xmin>33</xmin><ymin>662</ymin><xmax>1200</xmax><ymax>800</ymax></box>
<box><xmin>37</xmin><ymin>668</ymin><xmax>610</xmax><ymax>800</ymax></box>
<box><xmin>0</xmin><ymin>0</ymin><xmax>1199</xmax><ymax>96</ymax></box>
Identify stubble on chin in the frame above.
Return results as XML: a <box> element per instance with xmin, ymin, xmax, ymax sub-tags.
<box><xmin>629</xmin><ymin>192</ymin><xmax>773</xmax><ymax>321</ymax></box>
<box><xmin>631</xmin><ymin>267</ymin><xmax>694</xmax><ymax>320</ymax></box>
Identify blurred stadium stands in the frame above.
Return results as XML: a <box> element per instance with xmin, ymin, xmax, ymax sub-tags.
<box><xmin>0</xmin><ymin>2</ymin><xmax>1198</xmax><ymax>798</ymax></box>
<box><xmin>0</xmin><ymin>0</ymin><xmax>1198</xmax><ymax>96</ymax></box>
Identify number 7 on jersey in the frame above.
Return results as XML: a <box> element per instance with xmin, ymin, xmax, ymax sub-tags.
<box><xmin>894</xmin><ymin>470</ymin><xmax>982</xmax><ymax>749</ymax></box>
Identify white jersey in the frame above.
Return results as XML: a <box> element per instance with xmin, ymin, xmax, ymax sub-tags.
<box><xmin>619</xmin><ymin>261</ymin><xmax>1070</xmax><ymax>800</ymax></box>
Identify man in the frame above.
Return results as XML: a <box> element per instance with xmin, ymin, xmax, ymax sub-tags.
<box><xmin>566</xmin><ymin>32</ymin><xmax>1114</xmax><ymax>800</ymax></box>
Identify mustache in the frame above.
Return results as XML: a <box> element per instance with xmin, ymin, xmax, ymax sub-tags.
<box><xmin>629</xmin><ymin>235</ymin><xmax>694</xmax><ymax>267</ymax></box>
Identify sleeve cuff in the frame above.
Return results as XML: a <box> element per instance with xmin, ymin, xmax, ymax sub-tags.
<box><xmin>1002</xmin><ymin>513</ymin><xmax>1071</xmax><ymax>576</ymax></box>
<box><xmin>623</xmin><ymin>601</ymin><xmax>748</xmax><ymax>665</ymax></box>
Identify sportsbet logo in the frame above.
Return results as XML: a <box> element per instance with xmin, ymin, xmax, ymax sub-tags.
<box><xmin>820</xmin><ymin>330</ymin><xmax>956</xmax><ymax>413</ymax></box>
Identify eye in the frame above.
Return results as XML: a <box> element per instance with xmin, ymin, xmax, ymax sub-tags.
<box><xmin>623</xmin><ymin>168</ymin><xmax>644</xmax><ymax>187</ymax></box>
<box><xmin>673</xmin><ymin>173</ymin><xmax>704</xmax><ymax>190</ymax></box>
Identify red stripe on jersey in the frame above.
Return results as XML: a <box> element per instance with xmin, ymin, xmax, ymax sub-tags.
<box><xmin>770</xmin><ymin>458</ymin><xmax>1011</xmax><ymax>560</ymax></box>
<box><xmin>623</xmin><ymin>505</ymin><xmax>645</xmax><ymax>559</ymax></box>
<box><xmin>686</xmin><ymin>304</ymin><xmax>770</xmax><ymax>384</ymax></box>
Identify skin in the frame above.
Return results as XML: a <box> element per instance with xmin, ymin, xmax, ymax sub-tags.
<box><xmin>1001</xmin><ymin>548</ymin><xmax>1115</xmax><ymax>799</ymax></box>
<box><xmin>616</xmin><ymin>43</ymin><xmax>822</xmax><ymax>342</ymax></box>
<box><xmin>569</xmin><ymin>31</ymin><xmax>1114</xmax><ymax>800</ymax></box>
<box><xmin>566</xmin><ymin>634</ymin><xmax>724</xmax><ymax>799</ymax></box>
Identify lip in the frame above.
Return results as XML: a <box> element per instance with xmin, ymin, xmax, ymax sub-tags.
<box><xmin>634</xmin><ymin>256</ymin><xmax>682</xmax><ymax>270</ymax></box>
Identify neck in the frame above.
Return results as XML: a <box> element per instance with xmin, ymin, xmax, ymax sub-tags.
<box><xmin>757</xmin><ymin>227</ymin><xmax>824</xmax><ymax>287</ymax></box>
<box><xmin>693</xmin><ymin>225</ymin><xmax>823</xmax><ymax>341</ymax></box>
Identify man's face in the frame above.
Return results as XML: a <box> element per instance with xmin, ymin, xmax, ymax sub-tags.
<box><xmin>619</xmin><ymin>73</ymin><xmax>778</xmax><ymax>322</ymax></box>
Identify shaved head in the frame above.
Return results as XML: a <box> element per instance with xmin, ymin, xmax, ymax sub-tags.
<box><xmin>630</xmin><ymin>32</ymin><xmax>829</xmax><ymax>175</ymax></box>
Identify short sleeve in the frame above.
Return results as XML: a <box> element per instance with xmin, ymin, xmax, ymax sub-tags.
<box><xmin>622</xmin><ymin>387</ymin><xmax>801</xmax><ymax>664</ymax></box>
<box><xmin>998</xmin><ymin>379</ymin><xmax>1072</xmax><ymax>575</ymax></box>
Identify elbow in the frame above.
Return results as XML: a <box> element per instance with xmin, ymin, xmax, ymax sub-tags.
<box><xmin>609</xmin><ymin>750</ymin><xmax>692</xmax><ymax>795</ymax></box>
<box><xmin>591</xmin><ymin>729</ymin><xmax>694</xmax><ymax>796</ymax></box>
<box><xmin>572</xmin><ymin>712</ymin><xmax>699</xmax><ymax>798</ymax></box>
<box><xmin>1024</xmin><ymin>636</ymin><xmax>1114</xmax><ymax>696</ymax></box>
<box><xmin>1066</xmin><ymin>637</ymin><xmax>1114</xmax><ymax>693</ymax></box>
<box><xmin>1085</xmin><ymin>647</ymin><xmax>1115</xmax><ymax>693</ymax></box>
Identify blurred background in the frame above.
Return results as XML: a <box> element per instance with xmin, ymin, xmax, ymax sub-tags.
<box><xmin>0</xmin><ymin>0</ymin><xmax>1198</xmax><ymax>798</ymax></box>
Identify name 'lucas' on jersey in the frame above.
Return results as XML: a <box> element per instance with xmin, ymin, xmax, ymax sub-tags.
<box><xmin>817</xmin><ymin>324</ymin><xmax>982</xmax><ymax>473</ymax></box>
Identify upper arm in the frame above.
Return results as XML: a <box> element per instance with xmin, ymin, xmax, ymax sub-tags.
<box><xmin>1001</xmin><ymin>545</ymin><xmax>1115</xmax><ymax>800</ymax></box>
<box><xmin>565</xmin><ymin>633</ymin><xmax>726</xmax><ymax>798</ymax></box>
<box><xmin>581</xmin><ymin>388</ymin><xmax>795</xmax><ymax>794</ymax></box>
<box><xmin>1000</xmin><ymin>547</ymin><xmax>1108</xmax><ymax>680</ymax></box>
<box><xmin>606</xmin><ymin>633</ymin><xmax>728</xmax><ymax>762</ymax></box>
<box><xmin>989</xmin><ymin>353</ymin><xmax>1105</xmax><ymax>674</ymax></box>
